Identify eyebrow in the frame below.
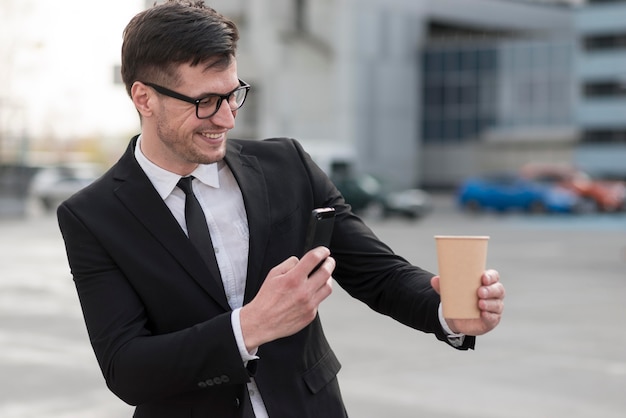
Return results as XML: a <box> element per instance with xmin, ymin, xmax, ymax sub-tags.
<box><xmin>194</xmin><ymin>82</ymin><xmax>242</xmax><ymax>98</ymax></box>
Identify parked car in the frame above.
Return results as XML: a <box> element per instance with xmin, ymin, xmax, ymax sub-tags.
<box><xmin>29</xmin><ymin>164</ymin><xmax>99</xmax><ymax>212</ymax></box>
<box><xmin>456</xmin><ymin>172</ymin><xmax>583</xmax><ymax>214</ymax></box>
<box><xmin>332</xmin><ymin>173</ymin><xmax>432</xmax><ymax>219</ymax></box>
<box><xmin>383</xmin><ymin>188</ymin><xmax>432</xmax><ymax>219</ymax></box>
<box><xmin>520</xmin><ymin>163</ymin><xmax>626</xmax><ymax>213</ymax></box>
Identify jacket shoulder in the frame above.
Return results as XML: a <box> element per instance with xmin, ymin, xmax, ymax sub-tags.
<box><xmin>231</xmin><ymin>137</ymin><xmax>302</xmax><ymax>152</ymax></box>
<box><xmin>230</xmin><ymin>137</ymin><xmax>311</xmax><ymax>166</ymax></box>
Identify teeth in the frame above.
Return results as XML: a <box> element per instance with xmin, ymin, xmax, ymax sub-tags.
<box><xmin>201</xmin><ymin>132</ymin><xmax>221</xmax><ymax>139</ymax></box>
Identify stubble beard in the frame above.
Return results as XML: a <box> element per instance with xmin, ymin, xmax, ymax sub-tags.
<box><xmin>157</xmin><ymin>118</ymin><xmax>227</xmax><ymax>166</ymax></box>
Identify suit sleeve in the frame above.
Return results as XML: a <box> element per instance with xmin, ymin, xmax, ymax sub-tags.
<box><xmin>57</xmin><ymin>203</ymin><xmax>251</xmax><ymax>406</ymax></box>
<box><xmin>287</xmin><ymin>139</ymin><xmax>475</xmax><ymax>350</ymax></box>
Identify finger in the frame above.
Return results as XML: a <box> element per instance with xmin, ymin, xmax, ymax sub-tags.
<box><xmin>430</xmin><ymin>276</ymin><xmax>441</xmax><ymax>294</ymax></box>
<box><xmin>480</xmin><ymin>310</ymin><xmax>502</xmax><ymax>329</ymax></box>
<box><xmin>306</xmin><ymin>258</ymin><xmax>335</xmax><ymax>306</ymax></box>
<box><xmin>482</xmin><ymin>269</ymin><xmax>499</xmax><ymax>285</ymax></box>
<box><xmin>308</xmin><ymin>257</ymin><xmax>336</xmax><ymax>286</ymax></box>
<box><xmin>478</xmin><ymin>281</ymin><xmax>506</xmax><ymax>301</ymax></box>
<box><xmin>299</xmin><ymin>246</ymin><xmax>331</xmax><ymax>278</ymax></box>
<box><xmin>478</xmin><ymin>297</ymin><xmax>504</xmax><ymax>314</ymax></box>
<box><xmin>271</xmin><ymin>256</ymin><xmax>299</xmax><ymax>276</ymax></box>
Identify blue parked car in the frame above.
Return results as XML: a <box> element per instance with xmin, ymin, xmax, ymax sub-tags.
<box><xmin>457</xmin><ymin>172</ymin><xmax>582</xmax><ymax>214</ymax></box>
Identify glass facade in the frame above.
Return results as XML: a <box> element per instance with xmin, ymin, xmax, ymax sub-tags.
<box><xmin>421</xmin><ymin>40</ymin><xmax>575</xmax><ymax>144</ymax></box>
<box><xmin>422</xmin><ymin>46</ymin><xmax>497</xmax><ymax>143</ymax></box>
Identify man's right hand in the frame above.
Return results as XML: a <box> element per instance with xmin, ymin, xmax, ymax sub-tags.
<box><xmin>239</xmin><ymin>247</ymin><xmax>335</xmax><ymax>352</ymax></box>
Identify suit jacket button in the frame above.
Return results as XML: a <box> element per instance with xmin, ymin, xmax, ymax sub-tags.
<box><xmin>197</xmin><ymin>381</ymin><xmax>207</xmax><ymax>389</ymax></box>
<box><xmin>221</xmin><ymin>375</ymin><xmax>230</xmax><ymax>383</ymax></box>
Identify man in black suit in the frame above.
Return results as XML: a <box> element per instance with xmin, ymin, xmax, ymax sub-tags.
<box><xmin>57</xmin><ymin>1</ymin><xmax>505</xmax><ymax>417</ymax></box>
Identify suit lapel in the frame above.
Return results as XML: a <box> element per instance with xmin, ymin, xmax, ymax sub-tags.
<box><xmin>112</xmin><ymin>138</ymin><xmax>230</xmax><ymax>310</ymax></box>
<box><xmin>224</xmin><ymin>142</ymin><xmax>270</xmax><ymax>303</ymax></box>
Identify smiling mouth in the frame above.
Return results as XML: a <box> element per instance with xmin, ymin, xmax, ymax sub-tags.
<box><xmin>199</xmin><ymin>132</ymin><xmax>223</xmax><ymax>140</ymax></box>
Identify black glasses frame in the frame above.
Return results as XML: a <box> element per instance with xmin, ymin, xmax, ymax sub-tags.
<box><xmin>142</xmin><ymin>79</ymin><xmax>250</xmax><ymax>119</ymax></box>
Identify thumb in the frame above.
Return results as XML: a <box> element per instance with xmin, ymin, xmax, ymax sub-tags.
<box><xmin>430</xmin><ymin>275</ymin><xmax>441</xmax><ymax>295</ymax></box>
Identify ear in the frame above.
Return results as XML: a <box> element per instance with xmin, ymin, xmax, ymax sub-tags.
<box><xmin>131</xmin><ymin>81</ymin><xmax>154</xmax><ymax>117</ymax></box>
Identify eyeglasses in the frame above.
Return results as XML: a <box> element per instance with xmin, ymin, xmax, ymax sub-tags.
<box><xmin>142</xmin><ymin>79</ymin><xmax>250</xmax><ymax>119</ymax></box>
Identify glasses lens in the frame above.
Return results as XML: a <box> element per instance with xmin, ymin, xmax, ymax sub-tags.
<box><xmin>196</xmin><ymin>86</ymin><xmax>249</xmax><ymax>119</ymax></box>
<box><xmin>197</xmin><ymin>96</ymin><xmax>220</xmax><ymax>115</ymax></box>
<box><xmin>230</xmin><ymin>87</ymin><xmax>248</xmax><ymax>110</ymax></box>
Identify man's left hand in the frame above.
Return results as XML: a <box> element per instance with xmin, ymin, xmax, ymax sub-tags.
<box><xmin>430</xmin><ymin>269</ymin><xmax>505</xmax><ymax>336</ymax></box>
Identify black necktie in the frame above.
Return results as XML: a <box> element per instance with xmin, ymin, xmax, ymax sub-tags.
<box><xmin>177</xmin><ymin>176</ymin><xmax>216</xmax><ymax>271</ymax></box>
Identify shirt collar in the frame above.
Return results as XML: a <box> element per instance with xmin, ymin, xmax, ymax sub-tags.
<box><xmin>134</xmin><ymin>135</ymin><xmax>220</xmax><ymax>200</ymax></box>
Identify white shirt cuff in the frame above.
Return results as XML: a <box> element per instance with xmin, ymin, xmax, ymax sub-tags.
<box><xmin>231</xmin><ymin>308</ymin><xmax>259</xmax><ymax>363</ymax></box>
<box><xmin>438</xmin><ymin>303</ymin><xmax>466</xmax><ymax>347</ymax></box>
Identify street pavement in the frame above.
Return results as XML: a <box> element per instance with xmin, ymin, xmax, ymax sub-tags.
<box><xmin>1</xmin><ymin>195</ymin><xmax>625</xmax><ymax>417</ymax></box>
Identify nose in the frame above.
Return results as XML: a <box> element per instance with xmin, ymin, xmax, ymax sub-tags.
<box><xmin>209</xmin><ymin>99</ymin><xmax>236</xmax><ymax>129</ymax></box>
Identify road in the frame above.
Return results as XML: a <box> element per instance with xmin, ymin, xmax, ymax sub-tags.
<box><xmin>1</xmin><ymin>195</ymin><xmax>625</xmax><ymax>417</ymax></box>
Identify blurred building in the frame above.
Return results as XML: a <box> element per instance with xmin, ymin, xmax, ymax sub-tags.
<box><xmin>199</xmin><ymin>0</ymin><xmax>579</xmax><ymax>189</ymax></box>
<box><xmin>2</xmin><ymin>0</ymin><xmax>625</xmax><ymax>193</ymax></box>
<box><xmin>208</xmin><ymin>0</ymin><xmax>623</xmax><ymax>189</ymax></box>
<box><xmin>575</xmin><ymin>0</ymin><xmax>626</xmax><ymax>180</ymax></box>
<box><xmin>419</xmin><ymin>0</ymin><xmax>577</xmax><ymax>188</ymax></box>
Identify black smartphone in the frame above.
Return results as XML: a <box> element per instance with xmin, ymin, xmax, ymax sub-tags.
<box><xmin>303</xmin><ymin>207</ymin><xmax>336</xmax><ymax>253</ymax></box>
<box><xmin>303</xmin><ymin>207</ymin><xmax>336</xmax><ymax>275</ymax></box>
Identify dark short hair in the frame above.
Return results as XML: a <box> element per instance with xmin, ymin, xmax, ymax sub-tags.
<box><xmin>121</xmin><ymin>0</ymin><xmax>239</xmax><ymax>97</ymax></box>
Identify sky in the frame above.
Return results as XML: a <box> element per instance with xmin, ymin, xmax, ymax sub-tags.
<box><xmin>1</xmin><ymin>0</ymin><xmax>142</xmax><ymax>147</ymax></box>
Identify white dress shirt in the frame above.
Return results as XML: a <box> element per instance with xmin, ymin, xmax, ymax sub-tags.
<box><xmin>134</xmin><ymin>138</ymin><xmax>269</xmax><ymax>417</ymax></box>
<box><xmin>133</xmin><ymin>137</ymin><xmax>463</xmax><ymax>417</ymax></box>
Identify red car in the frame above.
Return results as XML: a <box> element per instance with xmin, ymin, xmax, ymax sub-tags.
<box><xmin>520</xmin><ymin>163</ymin><xmax>626</xmax><ymax>213</ymax></box>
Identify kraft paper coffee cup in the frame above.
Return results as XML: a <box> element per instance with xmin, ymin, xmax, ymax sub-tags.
<box><xmin>434</xmin><ymin>235</ymin><xmax>489</xmax><ymax>319</ymax></box>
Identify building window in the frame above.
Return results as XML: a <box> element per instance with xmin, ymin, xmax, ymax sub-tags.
<box><xmin>421</xmin><ymin>47</ymin><xmax>498</xmax><ymax>144</ymax></box>
<box><xmin>587</xmin><ymin>0</ymin><xmax>626</xmax><ymax>4</ymax></box>
<box><xmin>583</xmin><ymin>129</ymin><xmax>626</xmax><ymax>144</ymax></box>
<box><xmin>421</xmin><ymin>40</ymin><xmax>574</xmax><ymax>144</ymax></box>
<box><xmin>583</xmin><ymin>33</ymin><xmax>626</xmax><ymax>51</ymax></box>
<box><xmin>584</xmin><ymin>81</ymin><xmax>626</xmax><ymax>98</ymax></box>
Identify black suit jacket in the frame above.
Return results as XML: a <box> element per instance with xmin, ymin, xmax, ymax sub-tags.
<box><xmin>57</xmin><ymin>136</ymin><xmax>474</xmax><ymax>417</ymax></box>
